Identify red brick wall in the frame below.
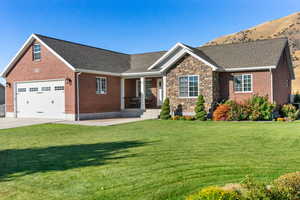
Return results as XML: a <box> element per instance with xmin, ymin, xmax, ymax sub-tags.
<box><xmin>78</xmin><ymin>73</ymin><xmax>121</xmax><ymax>113</ymax></box>
<box><xmin>272</xmin><ymin>48</ymin><xmax>292</xmax><ymax>105</ymax></box>
<box><xmin>219</xmin><ymin>70</ymin><xmax>272</xmax><ymax>103</ymax></box>
<box><xmin>5</xmin><ymin>40</ymin><xmax>76</xmax><ymax>114</ymax></box>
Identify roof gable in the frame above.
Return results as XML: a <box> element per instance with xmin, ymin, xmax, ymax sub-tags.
<box><xmin>147</xmin><ymin>43</ymin><xmax>218</xmax><ymax>72</ymax></box>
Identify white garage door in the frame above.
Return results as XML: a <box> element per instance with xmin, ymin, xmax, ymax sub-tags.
<box><xmin>16</xmin><ymin>80</ymin><xmax>65</xmax><ymax>119</ymax></box>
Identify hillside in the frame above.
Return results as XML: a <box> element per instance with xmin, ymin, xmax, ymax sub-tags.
<box><xmin>205</xmin><ymin>12</ymin><xmax>300</xmax><ymax>93</ymax></box>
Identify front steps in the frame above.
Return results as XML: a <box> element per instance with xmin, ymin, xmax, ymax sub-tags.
<box><xmin>121</xmin><ymin>109</ymin><xmax>161</xmax><ymax>119</ymax></box>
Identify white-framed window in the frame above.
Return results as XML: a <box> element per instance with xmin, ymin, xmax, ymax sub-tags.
<box><xmin>96</xmin><ymin>77</ymin><xmax>107</xmax><ymax>94</ymax></box>
<box><xmin>54</xmin><ymin>86</ymin><xmax>64</xmax><ymax>91</ymax></box>
<box><xmin>33</xmin><ymin>43</ymin><xmax>41</xmax><ymax>61</ymax></box>
<box><xmin>42</xmin><ymin>87</ymin><xmax>51</xmax><ymax>91</ymax></box>
<box><xmin>234</xmin><ymin>74</ymin><xmax>252</xmax><ymax>93</ymax></box>
<box><xmin>18</xmin><ymin>88</ymin><xmax>26</xmax><ymax>93</ymax></box>
<box><xmin>136</xmin><ymin>79</ymin><xmax>152</xmax><ymax>98</ymax></box>
<box><xmin>29</xmin><ymin>87</ymin><xmax>38</xmax><ymax>92</ymax></box>
<box><xmin>178</xmin><ymin>75</ymin><xmax>199</xmax><ymax>97</ymax></box>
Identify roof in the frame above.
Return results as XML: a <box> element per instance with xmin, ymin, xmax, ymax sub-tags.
<box><xmin>0</xmin><ymin>83</ymin><xmax>4</xmax><ymax>88</ymax></box>
<box><xmin>197</xmin><ymin>38</ymin><xmax>288</xmax><ymax>69</ymax></box>
<box><xmin>1</xmin><ymin>34</ymin><xmax>291</xmax><ymax>77</ymax></box>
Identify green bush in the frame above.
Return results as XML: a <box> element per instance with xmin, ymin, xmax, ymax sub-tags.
<box><xmin>225</xmin><ymin>100</ymin><xmax>249</xmax><ymax>121</ymax></box>
<box><xmin>281</xmin><ymin>104</ymin><xmax>299</xmax><ymax>121</ymax></box>
<box><xmin>294</xmin><ymin>93</ymin><xmax>300</xmax><ymax>103</ymax></box>
<box><xmin>160</xmin><ymin>98</ymin><xmax>171</xmax><ymax>120</ymax></box>
<box><xmin>274</xmin><ymin>171</ymin><xmax>300</xmax><ymax>199</ymax></box>
<box><xmin>247</xmin><ymin>95</ymin><xmax>275</xmax><ymax>121</ymax></box>
<box><xmin>241</xmin><ymin>176</ymin><xmax>290</xmax><ymax>200</ymax></box>
<box><xmin>194</xmin><ymin>95</ymin><xmax>207</xmax><ymax>121</ymax></box>
<box><xmin>186</xmin><ymin>186</ymin><xmax>241</xmax><ymax>200</ymax></box>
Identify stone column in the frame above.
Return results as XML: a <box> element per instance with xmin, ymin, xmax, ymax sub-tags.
<box><xmin>140</xmin><ymin>77</ymin><xmax>146</xmax><ymax>110</ymax></box>
<box><xmin>121</xmin><ymin>78</ymin><xmax>125</xmax><ymax>110</ymax></box>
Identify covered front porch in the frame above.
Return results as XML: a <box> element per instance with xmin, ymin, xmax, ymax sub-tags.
<box><xmin>120</xmin><ymin>76</ymin><xmax>166</xmax><ymax>110</ymax></box>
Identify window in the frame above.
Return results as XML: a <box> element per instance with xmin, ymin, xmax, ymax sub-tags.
<box><xmin>234</xmin><ymin>74</ymin><xmax>252</xmax><ymax>92</ymax></box>
<box><xmin>33</xmin><ymin>43</ymin><xmax>41</xmax><ymax>61</ymax></box>
<box><xmin>96</xmin><ymin>77</ymin><xmax>107</xmax><ymax>94</ymax></box>
<box><xmin>136</xmin><ymin>79</ymin><xmax>153</xmax><ymax>98</ymax></box>
<box><xmin>54</xmin><ymin>86</ymin><xmax>64</xmax><ymax>91</ymax></box>
<box><xmin>179</xmin><ymin>75</ymin><xmax>199</xmax><ymax>97</ymax></box>
<box><xmin>29</xmin><ymin>87</ymin><xmax>38</xmax><ymax>92</ymax></box>
<box><xmin>41</xmin><ymin>87</ymin><xmax>51</xmax><ymax>91</ymax></box>
<box><xmin>18</xmin><ymin>88</ymin><xmax>26</xmax><ymax>93</ymax></box>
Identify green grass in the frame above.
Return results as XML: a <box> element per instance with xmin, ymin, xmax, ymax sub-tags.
<box><xmin>1</xmin><ymin>120</ymin><xmax>300</xmax><ymax>200</ymax></box>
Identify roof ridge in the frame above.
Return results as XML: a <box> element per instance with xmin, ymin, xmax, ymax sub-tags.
<box><xmin>131</xmin><ymin>50</ymin><xmax>167</xmax><ymax>56</ymax></box>
<box><xmin>200</xmin><ymin>37</ymin><xmax>288</xmax><ymax>48</ymax></box>
<box><xmin>34</xmin><ymin>34</ymin><xmax>130</xmax><ymax>56</ymax></box>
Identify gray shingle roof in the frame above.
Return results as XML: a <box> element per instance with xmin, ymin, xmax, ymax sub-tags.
<box><xmin>197</xmin><ymin>38</ymin><xmax>288</xmax><ymax>69</ymax></box>
<box><xmin>36</xmin><ymin>34</ymin><xmax>288</xmax><ymax>73</ymax></box>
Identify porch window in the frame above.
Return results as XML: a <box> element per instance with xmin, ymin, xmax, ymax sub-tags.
<box><xmin>136</xmin><ymin>79</ymin><xmax>152</xmax><ymax>98</ymax></box>
<box><xmin>33</xmin><ymin>43</ymin><xmax>41</xmax><ymax>61</ymax></box>
<box><xmin>96</xmin><ymin>77</ymin><xmax>107</xmax><ymax>94</ymax></box>
<box><xmin>234</xmin><ymin>74</ymin><xmax>252</xmax><ymax>93</ymax></box>
<box><xmin>179</xmin><ymin>75</ymin><xmax>199</xmax><ymax>97</ymax></box>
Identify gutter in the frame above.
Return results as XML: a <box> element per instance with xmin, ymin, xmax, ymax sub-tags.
<box><xmin>76</xmin><ymin>72</ymin><xmax>82</xmax><ymax>121</ymax></box>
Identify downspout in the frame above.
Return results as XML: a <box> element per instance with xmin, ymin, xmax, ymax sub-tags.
<box><xmin>76</xmin><ymin>72</ymin><xmax>82</xmax><ymax>121</ymax></box>
<box><xmin>270</xmin><ymin>68</ymin><xmax>274</xmax><ymax>103</ymax></box>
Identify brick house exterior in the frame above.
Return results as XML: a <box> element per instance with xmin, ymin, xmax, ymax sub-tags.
<box><xmin>1</xmin><ymin>34</ymin><xmax>295</xmax><ymax>120</ymax></box>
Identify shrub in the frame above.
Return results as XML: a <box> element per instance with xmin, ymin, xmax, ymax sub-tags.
<box><xmin>277</xmin><ymin>117</ymin><xmax>285</xmax><ymax>122</ymax></box>
<box><xmin>213</xmin><ymin>104</ymin><xmax>230</xmax><ymax>121</ymax></box>
<box><xmin>225</xmin><ymin>100</ymin><xmax>249</xmax><ymax>121</ymax></box>
<box><xmin>247</xmin><ymin>95</ymin><xmax>275</xmax><ymax>121</ymax></box>
<box><xmin>281</xmin><ymin>104</ymin><xmax>299</xmax><ymax>121</ymax></box>
<box><xmin>184</xmin><ymin>116</ymin><xmax>195</xmax><ymax>121</ymax></box>
<box><xmin>186</xmin><ymin>186</ymin><xmax>240</xmax><ymax>200</ymax></box>
<box><xmin>242</xmin><ymin>176</ymin><xmax>290</xmax><ymax>200</ymax></box>
<box><xmin>172</xmin><ymin>115</ymin><xmax>180</xmax><ymax>120</ymax></box>
<box><xmin>160</xmin><ymin>98</ymin><xmax>171</xmax><ymax>120</ymax></box>
<box><xmin>294</xmin><ymin>92</ymin><xmax>300</xmax><ymax>103</ymax></box>
<box><xmin>195</xmin><ymin>95</ymin><xmax>207</xmax><ymax>121</ymax></box>
<box><xmin>274</xmin><ymin>171</ymin><xmax>300</xmax><ymax>199</ymax></box>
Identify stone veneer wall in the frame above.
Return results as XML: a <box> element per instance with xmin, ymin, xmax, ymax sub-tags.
<box><xmin>166</xmin><ymin>55</ymin><xmax>219</xmax><ymax>115</ymax></box>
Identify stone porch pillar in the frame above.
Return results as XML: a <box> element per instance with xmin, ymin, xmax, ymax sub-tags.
<box><xmin>121</xmin><ymin>78</ymin><xmax>125</xmax><ymax>110</ymax></box>
<box><xmin>140</xmin><ymin>77</ymin><xmax>146</xmax><ymax>110</ymax></box>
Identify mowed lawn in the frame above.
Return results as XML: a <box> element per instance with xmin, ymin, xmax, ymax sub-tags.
<box><xmin>1</xmin><ymin>121</ymin><xmax>300</xmax><ymax>200</ymax></box>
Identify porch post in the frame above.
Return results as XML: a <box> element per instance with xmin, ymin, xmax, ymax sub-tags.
<box><xmin>140</xmin><ymin>77</ymin><xmax>146</xmax><ymax>110</ymax></box>
<box><xmin>163</xmin><ymin>75</ymin><xmax>167</xmax><ymax>101</ymax></box>
<box><xmin>121</xmin><ymin>78</ymin><xmax>125</xmax><ymax>110</ymax></box>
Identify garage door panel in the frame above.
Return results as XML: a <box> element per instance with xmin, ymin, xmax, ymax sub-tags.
<box><xmin>16</xmin><ymin>80</ymin><xmax>65</xmax><ymax>119</ymax></box>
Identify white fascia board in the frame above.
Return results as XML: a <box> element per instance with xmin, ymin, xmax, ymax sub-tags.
<box><xmin>1</xmin><ymin>34</ymin><xmax>76</xmax><ymax>78</ymax></box>
<box><xmin>159</xmin><ymin>48</ymin><xmax>218</xmax><ymax>73</ymax></box>
<box><xmin>223</xmin><ymin>66</ymin><xmax>276</xmax><ymax>72</ymax></box>
<box><xmin>75</xmin><ymin>68</ymin><xmax>121</xmax><ymax>76</ymax></box>
<box><xmin>147</xmin><ymin>42</ymin><xmax>189</xmax><ymax>71</ymax></box>
<box><xmin>121</xmin><ymin>71</ymin><xmax>162</xmax><ymax>77</ymax></box>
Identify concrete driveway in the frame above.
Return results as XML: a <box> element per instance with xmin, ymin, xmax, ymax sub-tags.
<box><xmin>0</xmin><ymin>118</ymin><xmax>61</xmax><ymax>129</ymax></box>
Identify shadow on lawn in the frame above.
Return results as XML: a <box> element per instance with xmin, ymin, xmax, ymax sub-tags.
<box><xmin>0</xmin><ymin>141</ymin><xmax>147</xmax><ymax>181</ymax></box>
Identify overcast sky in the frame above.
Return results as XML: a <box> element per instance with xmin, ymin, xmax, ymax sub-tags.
<box><xmin>1</xmin><ymin>0</ymin><xmax>300</xmax><ymax>84</ymax></box>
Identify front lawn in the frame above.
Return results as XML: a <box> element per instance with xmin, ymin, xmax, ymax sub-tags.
<box><xmin>1</xmin><ymin>120</ymin><xmax>300</xmax><ymax>200</ymax></box>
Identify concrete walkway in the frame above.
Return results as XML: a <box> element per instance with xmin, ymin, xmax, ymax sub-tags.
<box><xmin>0</xmin><ymin>118</ymin><xmax>61</xmax><ymax>129</ymax></box>
<box><xmin>56</xmin><ymin>117</ymin><xmax>144</xmax><ymax>126</ymax></box>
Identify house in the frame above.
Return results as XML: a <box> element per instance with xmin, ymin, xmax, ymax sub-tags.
<box><xmin>0</xmin><ymin>83</ymin><xmax>4</xmax><ymax>105</ymax></box>
<box><xmin>0</xmin><ymin>34</ymin><xmax>295</xmax><ymax>120</ymax></box>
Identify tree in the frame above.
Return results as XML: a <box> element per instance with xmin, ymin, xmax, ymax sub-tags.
<box><xmin>160</xmin><ymin>98</ymin><xmax>171</xmax><ymax>120</ymax></box>
<box><xmin>194</xmin><ymin>95</ymin><xmax>207</xmax><ymax>121</ymax></box>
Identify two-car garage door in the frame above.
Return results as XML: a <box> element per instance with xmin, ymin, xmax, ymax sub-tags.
<box><xmin>16</xmin><ymin>80</ymin><xmax>65</xmax><ymax>119</ymax></box>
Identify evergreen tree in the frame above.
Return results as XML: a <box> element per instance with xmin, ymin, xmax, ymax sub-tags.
<box><xmin>160</xmin><ymin>98</ymin><xmax>171</xmax><ymax>120</ymax></box>
<box><xmin>194</xmin><ymin>95</ymin><xmax>207</xmax><ymax>121</ymax></box>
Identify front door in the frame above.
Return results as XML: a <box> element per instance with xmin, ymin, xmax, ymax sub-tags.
<box><xmin>157</xmin><ymin>79</ymin><xmax>163</xmax><ymax>106</ymax></box>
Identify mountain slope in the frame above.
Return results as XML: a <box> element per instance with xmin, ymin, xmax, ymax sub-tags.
<box><xmin>205</xmin><ymin>12</ymin><xmax>300</xmax><ymax>93</ymax></box>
